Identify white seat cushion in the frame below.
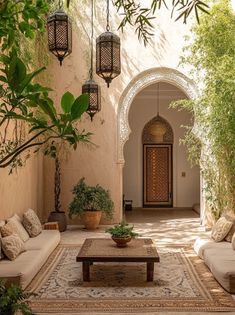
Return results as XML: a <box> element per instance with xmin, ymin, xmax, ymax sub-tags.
<box><xmin>193</xmin><ymin>237</ymin><xmax>231</xmax><ymax>259</ymax></box>
<box><xmin>203</xmin><ymin>247</ymin><xmax>235</xmax><ymax>293</ymax></box>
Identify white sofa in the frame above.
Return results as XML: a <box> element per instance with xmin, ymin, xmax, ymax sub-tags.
<box><xmin>0</xmin><ymin>229</ymin><xmax>60</xmax><ymax>289</ymax></box>
<box><xmin>194</xmin><ymin>237</ymin><xmax>235</xmax><ymax>293</ymax></box>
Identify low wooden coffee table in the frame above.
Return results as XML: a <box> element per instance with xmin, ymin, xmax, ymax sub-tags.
<box><xmin>76</xmin><ymin>238</ymin><xmax>160</xmax><ymax>282</ymax></box>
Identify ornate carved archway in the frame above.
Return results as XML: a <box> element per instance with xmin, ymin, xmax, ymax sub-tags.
<box><xmin>117</xmin><ymin>67</ymin><xmax>199</xmax><ymax>163</ymax></box>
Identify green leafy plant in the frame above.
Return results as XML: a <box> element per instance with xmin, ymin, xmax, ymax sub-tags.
<box><xmin>0</xmin><ymin>0</ymin><xmax>92</xmax><ymax>172</ymax></box>
<box><xmin>69</xmin><ymin>177</ymin><xmax>114</xmax><ymax>219</ymax></box>
<box><xmin>172</xmin><ymin>0</ymin><xmax>235</xmax><ymax>217</ymax></box>
<box><xmin>67</xmin><ymin>0</ymin><xmax>210</xmax><ymax>45</ymax></box>
<box><xmin>0</xmin><ymin>279</ymin><xmax>35</xmax><ymax>315</ymax></box>
<box><xmin>106</xmin><ymin>222</ymin><xmax>138</xmax><ymax>238</ymax></box>
<box><xmin>0</xmin><ymin>53</ymin><xmax>91</xmax><ymax>169</ymax></box>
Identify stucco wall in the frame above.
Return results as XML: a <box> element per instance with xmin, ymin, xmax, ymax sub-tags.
<box><xmin>42</xmin><ymin>2</ymin><xmax>195</xmax><ymax>223</ymax></box>
<box><xmin>0</xmin><ymin>155</ymin><xmax>43</xmax><ymax>221</ymax></box>
<box><xmin>123</xmin><ymin>83</ymin><xmax>200</xmax><ymax>207</ymax></box>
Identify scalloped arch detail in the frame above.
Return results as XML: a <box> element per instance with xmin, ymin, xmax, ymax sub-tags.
<box><xmin>117</xmin><ymin>67</ymin><xmax>198</xmax><ymax>163</ymax></box>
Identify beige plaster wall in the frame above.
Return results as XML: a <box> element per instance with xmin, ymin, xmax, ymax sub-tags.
<box><xmin>42</xmin><ymin>2</ymin><xmax>194</xmax><ymax>223</ymax></box>
<box><xmin>0</xmin><ymin>154</ymin><xmax>43</xmax><ymax>221</ymax></box>
<box><xmin>123</xmin><ymin>83</ymin><xmax>200</xmax><ymax>207</ymax></box>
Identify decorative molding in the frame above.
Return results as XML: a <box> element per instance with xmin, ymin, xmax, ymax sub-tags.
<box><xmin>117</xmin><ymin>67</ymin><xmax>199</xmax><ymax>163</ymax></box>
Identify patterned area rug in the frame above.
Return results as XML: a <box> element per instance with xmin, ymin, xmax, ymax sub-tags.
<box><xmin>27</xmin><ymin>244</ymin><xmax>235</xmax><ymax>313</ymax></box>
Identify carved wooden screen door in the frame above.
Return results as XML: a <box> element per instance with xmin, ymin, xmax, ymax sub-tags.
<box><xmin>142</xmin><ymin>115</ymin><xmax>173</xmax><ymax>207</ymax></box>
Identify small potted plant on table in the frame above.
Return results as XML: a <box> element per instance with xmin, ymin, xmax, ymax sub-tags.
<box><xmin>69</xmin><ymin>177</ymin><xmax>114</xmax><ymax>230</ymax></box>
<box><xmin>106</xmin><ymin>222</ymin><xmax>139</xmax><ymax>247</ymax></box>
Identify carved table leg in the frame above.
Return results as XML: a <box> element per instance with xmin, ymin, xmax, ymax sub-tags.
<box><xmin>83</xmin><ymin>261</ymin><xmax>90</xmax><ymax>281</ymax></box>
<box><xmin>147</xmin><ymin>262</ymin><xmax>154</xmax><ymax>281</ymax></box>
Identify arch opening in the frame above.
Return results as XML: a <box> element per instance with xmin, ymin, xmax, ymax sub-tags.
<box><xmin>119</xmin><ymin>68</ymin><xmax>200</xmax><ymax>213</ymax></box>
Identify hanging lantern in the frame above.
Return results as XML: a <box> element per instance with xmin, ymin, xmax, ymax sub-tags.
<box><xmin>47</xmin><ymin>9</ymin><xmax>72</xmax><ymax>66</ymax></box>
<box><xmin>82</xmin><ymin>79</ymin><xmax>101</xmax><ymax>121</ymax></box>
<box><xmin>96</xmin><ymin>32</ymin><xmax>121</xmax><ymax>87</ymax></box>
<box><xmin>82</xmin><ymin>0</ymin><xmax>101</xmax><ymax>121</ymax></box>
<box><xmin>96</xmin><ymin>0</ymin><xmax>121</xmax><ymax>87</ymax></box>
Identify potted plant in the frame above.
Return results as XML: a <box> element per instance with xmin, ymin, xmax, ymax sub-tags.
<box><xmin>0</xmin><ymin>280</ymin><xmax>35</xmax><ymax>315</ymax></box>
<box><xmin>106</xmin><ymin>222</ymin><xmax>139</xmax><ymax>247</ymax></box>
<box><xmin>69</xmin><ymin>177</ymin><xmax>114</xmax><ymax>230</ymax></box>
<box><xmin>46</xmin><ymin>92</ymin><xmax>92</xmax><ymax>232</ymax></box>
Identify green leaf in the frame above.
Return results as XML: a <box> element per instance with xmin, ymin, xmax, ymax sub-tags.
<box><xmin>17</xmin><ymin>66</ymin><xmax>46</xmax><ymax>93</ymax></box>
<box><xmin>71</xmin><ymin>94</ymin><xmax>89</xmax><ymax>121</ymax></box>
<box><xmin>8</xmin><ymin>57</ymin><xmax>27</xmax><ymax>90</ymax></box>
<box><xmin>38</xmin><ymin>100</ymin><xmax>56</xmax><ymax>122</ymax></box>
<box><xmin>61</xmin><ymin>91</ymin><xmax>75</xmax><ymax>113</ymax></box>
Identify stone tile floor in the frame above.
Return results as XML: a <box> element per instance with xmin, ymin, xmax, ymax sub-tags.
<box><xmin>43</xmin><ymin>208</ymin><xmax>234</xmax><ymax>315</ymax></box>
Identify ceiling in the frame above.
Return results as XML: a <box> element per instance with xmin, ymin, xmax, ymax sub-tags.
<box><xmin>134</xmin><ymin>82</ymin><xmax>187</xmax><ymax>100</ymax></box>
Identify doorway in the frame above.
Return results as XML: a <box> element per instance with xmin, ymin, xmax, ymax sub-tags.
<box><xmin>143</xmin><ymin>144</ymin><xmax>172</xmax><ymax>207</ymax></box>
<box><xmin>120</xmin><ymin>68</ymin><xmax>200</xmax><ymax>217</ymax></box>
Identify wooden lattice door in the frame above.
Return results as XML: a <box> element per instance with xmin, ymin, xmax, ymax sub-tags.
<box><xmin>143</xmin><ymin>144</ymin><xmax>172</xmax><ymax>207</ymax></box>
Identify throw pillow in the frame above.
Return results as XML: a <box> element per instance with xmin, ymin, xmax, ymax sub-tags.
<box><xmin>7</xmin><ymin>214</ymin><xmax>29</xmax><ymax>242</ymax></box>
<box><xmin>1</xmin><ymin>234</ymin><xmax>26</xmax><ymax>261</ymax></box>
<box><xmin>211</xmin><ymin>216</ymin><xmax>233</xmax><ymax>242</ymax></box>
<box><xmin>22</xmin><ymin>209</ymin><xmax>42</xmax><ymax>237</ymax></box>
<box><xmin>223</xmin><ymin>214</ymin><xmax>235</xmax><ymax>242</ymax></box>
<box><xmin>0</xmin><ymin>220</ymin><xmax>5</xmax><ymax>260</ymax></box>
<box><xmin>0</xmin><ymin>221</ymin><xmax>14</xmax><ymax>237</ymax></box>
<box><xmin>232</xmin><ymin>233</ymin><xmax>235</xmax><ymax>250</ymax></box>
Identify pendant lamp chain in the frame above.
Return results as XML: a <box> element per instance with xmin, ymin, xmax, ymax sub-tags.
<box><xmin>82</xmin><ymin>0</ymin><xmax>101</xmax><ymax>121</ymax></box>
<box><xmin>106</xmin><ymin>0</ymin><xmax>110</xmax><ymax>31</ymax></box>
<box><xmin>58</xmin><ymin>0</ymin><xmax>62</xmax><ymax>8</ymax></box>
<box><xmin>157</xmin><ymin>83</ymin><xmax>159</xmax><ymax>116</ymax></box>
<box><xmin>89</xmin><ymin>0</ymin><xmax>94</xmax><ymax>80</ymax></box>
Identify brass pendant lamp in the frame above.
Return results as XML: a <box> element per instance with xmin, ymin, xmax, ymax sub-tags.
<box><xmin>82</xmin><ymin>0</ymin><xmax>101</xmax><ymax>121</ymax></box>
<box><xmin>96</xmin><ymin>0</ymin><xmax>121</xmax><ymax>87</ymax></box>
<box><xmin>149</xmin><ymin>83</ymin><xmax>167</xmax><ymax>142</ymax></box>
<box><xmin>47</xmin><ymin>0</ymin><xmax>72</xmax><ymax>66</ymax></box>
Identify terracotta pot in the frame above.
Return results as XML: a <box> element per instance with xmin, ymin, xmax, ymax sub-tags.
<box><xmin>48</xmin><ymin>211</ymin><xmax>67</xmax><ymax>232</ymax></box>
<box><xmin>112</xmin><ymin>236</ymin><xmax>132</xmax><ymax>247</ymax></box>
<box><xmin>82</xmin><ymin>210</ymin><xmax>102</xmax><ymax>230</ymax></box>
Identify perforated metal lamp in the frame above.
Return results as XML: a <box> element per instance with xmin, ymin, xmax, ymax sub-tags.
<box><xmin>96</xmin><ymin>32</ymin><xmax>121</xmax><ymax>87</ymax></box>
<box><xmin>47</xmin><ymin>9</ymin><xmax>72</xmax><ymax>66</ymax></box>
<box><xmin>82</xmin><ymin>79</ymin><xmax>101</xmax><ymax>121</ymax></box>
<box><xmin>82</xmin><ymin>0</ymin><xmax>101</xmax><ymax>121</ymax></box>
<box><xmin>96</xmin><ymin>0</ymin><xmax>121</xmax><ymax>87</ymax></box>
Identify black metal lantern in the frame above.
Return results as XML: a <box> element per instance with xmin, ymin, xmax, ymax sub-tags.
<box><xmin>82</xmin><ymin>79</ymin><xmax>101</xmax><ymax>121</ymax></box>
<box><xmin>96</xmin><ymin>0</ymin><xmax>121</xmax><ymax>87</ymax></box>
<box><xmin>82</xmin><ymin>0</ymin><xmax>101</xmax><ymax>121</ymax></box>
<box><xmin>47</xmin><ymin>8</ymin><xmax>72</xmax><ymax>66</ymax></box>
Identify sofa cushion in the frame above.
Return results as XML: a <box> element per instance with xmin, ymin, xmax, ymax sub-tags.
<box><xmin>211</xmin><ymin>217</ymin><xmax>233</xmax><ymax>242</ymax></box>
<box><xmin>203</xmin><ymin>247</ymin><xmax>235</xmax><ymax>293</ymax></box>
<box><xmin>194</xmin><ymin>237</ymin><xmax>231</xmax><ymax>259</ymax></box>
<box><xmin>7</xmin><ymin>214</ymin><xmax>29</xmax><ymax>242</ymax></box>
<box><xmin>0</xmin><ymin>230</ymin><xmax>60</xmax><ymax>289</ymax></box>
<box><xmin>232</xmin><ymin>233</ymin><xmax>235</xmax><ymax>250</ymax></box>
<box><xmin>22</xmin><ymin>209</ymin><xmax>42</xmax><ymax>237</ymax></box>
<box><xmin>25</xmin><ymin>230</ymin><xmax>61</xmax><ymax>252</ymax></box>
<box><xmin>1</xmin><ymin>234</ymin><xmax>26</xmax><ymax>261</ymax></box>
<box><xmin>0</xmin><ymin>221</ymin><xmax>14</xmax><ymax>237</ymax></box>
<box><xmin>223</xmin><ymin>214</ymin><xmax>235</xmax><ymax>242</ymax></box>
